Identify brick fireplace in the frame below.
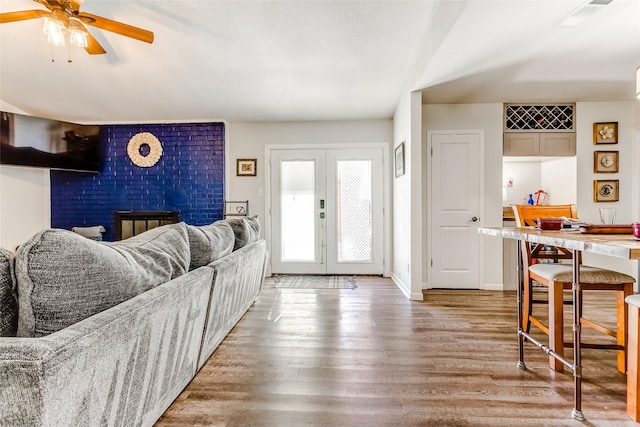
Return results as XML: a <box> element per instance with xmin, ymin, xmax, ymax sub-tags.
<box><xmin>51</xmin><ymin>122</ymin><xmax>225</xmax><ymax>241</ymax></box>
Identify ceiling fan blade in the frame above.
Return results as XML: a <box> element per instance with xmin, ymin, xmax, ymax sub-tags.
<box><xmin>83</xmin><ymin>26</ymin><xmax>106</xmax><ymax>55</ymax></box>
<box><xmin>71</xmin><ymin>18</ymin><xmax>106</xmax><ymax>54</ymax></box>
<box><xmin>32</xmin><ymin>0</ymin><xmax>55</xmax><ymax>12</ymax></box>
<box><xmin>0</xmin><ymin>10</ymin><xmax>50</xmax><ymax>24</ymax></box>
<box><xmin>77</xmin><ymin>12</ymin><xmax>154</xmax><ymax>44</ymax></box>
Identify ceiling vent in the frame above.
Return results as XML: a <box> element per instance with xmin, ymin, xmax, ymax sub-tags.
<box><xmin>559</xmin><ymin>0</ymin><xmax>614</xmax><ymax>26</ymax></box>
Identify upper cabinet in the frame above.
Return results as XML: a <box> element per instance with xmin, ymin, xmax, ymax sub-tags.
<box><xmin>504</xmin><ymin>132</ymin><xmax>576</xmax><ymax>156</ymax></box>
<box><xmin>503</xmin><ymin>104</ymin><xmax>576</xmax><ymax>157</ymax></box>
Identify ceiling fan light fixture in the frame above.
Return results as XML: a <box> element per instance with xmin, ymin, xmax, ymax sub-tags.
<box><xmin>43</xmin><ymin>15</ymin><xmax>63</xmax><ymax>35</ymax></box>
<box><xmin>69</xmin><ymin>20</ymin><xmax>88</xmax><ymax>48</ymax></box>
<box><xmin>43</xmin><ymin>17</ymin><xmax>65</xmax><ymax>46</ymax></box>
<box><xmin>1</xmin><ymin>2</ymin><xmax>153</xmax><ymax>55</ymax></box>
<box><xmin>46</xmin><ymin>31</ymin><xmax>65</xmax><ymax>46</ymax></box>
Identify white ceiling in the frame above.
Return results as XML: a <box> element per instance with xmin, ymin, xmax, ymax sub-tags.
<box><xmin>0</xmin><ymin>0</ymin><xmax>638</xmax><ymax>124</ymax></box>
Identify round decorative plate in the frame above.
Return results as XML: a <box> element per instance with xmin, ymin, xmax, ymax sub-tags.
<box><xmin>600</xmin><ymin>154</ymin><xmax>614</xmax><ymax>168</ymax></box>
<box><xmin>127</xmin><ymin>132</ymin><xmax>163</xmax><ymax>167</ymax></box>
<box><xmin>599</xmin><ymin>184</ymin><xmax>614</xmax><ymax>197</ymax></box>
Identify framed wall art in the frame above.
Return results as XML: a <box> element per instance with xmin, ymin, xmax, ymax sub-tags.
<box><xmin>593</xmin><ymin>122</ymin><xmax>618</xmax><ymax>144</ymax></box>
<box><xmin>394</xmin><ymin>142</ymin><xmax>405</xmax><ymax>178</ymax></box>
<box><xmin>593</xmin><ymin>151</ymin><xmax>619</xmax><ymax>173</ymax></box>
<box><xmin>593</xmin><ymin>179</ymin><xmax>619</xmax><ymax>202</ymax></box>
<box><xmin>236</xmin><ymin>158</ymin><xmax>257</xmax><ymax>176</ymax></box>
<box><xmin>224</xmin><ymin>200</ymin><xmax>249</xmax><ymax>217</ymax></box>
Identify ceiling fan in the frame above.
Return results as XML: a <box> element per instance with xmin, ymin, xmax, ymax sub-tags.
<box><xmin>0</xmin><ymin>0</ymin><xmax>154</xmax><ymax>54</ymax></box>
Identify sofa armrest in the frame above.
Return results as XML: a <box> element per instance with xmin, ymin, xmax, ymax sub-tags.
<box><xmin>198</xmin><ymin>239</ymin><xmax>267</xmax><ymax>368</ymax></box>
<box><xmin>0</xmin><ymin>267</ymin><xmax>214</xmax><ymax>427</ymax></box>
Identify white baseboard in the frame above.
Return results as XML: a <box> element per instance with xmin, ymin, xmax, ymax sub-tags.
<box><xmin>410</xmin><ymin>291</ymin><xmax>424</xmax><ymax>301</ymax></box>
<box><xmin>391</xmin><ymin>273</ymin><xmax>424</xmax><ymax>301</ymax></box>
<box><xmin>421</xmin><ymin>283</ymin><xmax>506</xmax><ymax>291</ymax></box>
<box><xmin>391</xmin><ymin>273</ymin><xmax>410</xmax><ymax>298</ymax></box>
<box><xmin>482</xmin><ymin>282</ymin><xmax>505</xmax><ymax>291</ymax></box>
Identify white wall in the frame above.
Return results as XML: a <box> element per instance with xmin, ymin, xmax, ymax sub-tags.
<box><xmin>541</xmin><ymin>157</ymin><xmax>577</xmax><ymax>205</ymax></box>
<box><xmin>391</xmin><ymin>91</ymin><xmax>423</xmax><ymax>299</ymax></box>
<box><xmin>422</xmin><ymin>103</ymin><xmax>503</xmax><ymax>289</ymax></box>
<box><xmin>576</xmin><ymin>102</ymin><xmax>634</xmax><ymax>224</ymax></box>
<box><xmin>409</xmin><ymin>92</ymin><xmax>424</xmax><ymax>300</ymax></box>
<box><xmin>576</xmin><ymin>102</ymin><xmax>637</xmax><ymax>278</ymax></box>
<box><xmin>0</xmin><ymin>165</ymin><xmax>50</xmax><ymax>250</ymax></box>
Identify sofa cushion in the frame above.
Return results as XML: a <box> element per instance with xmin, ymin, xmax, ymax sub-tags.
<box><xmin>186</xmin><ymin>221</ymin><xmax>235</xmax><ymax>270</ymax></box>
<box><xmin>529</xmin><ymin>263</ymin><xmax>635</xmax><ymax>284</ymax></box>
<box><xmin>226</xmin><ymin>216</ymin><xmax>260</xmax><ymax>250</ymax></box>
<box><xmin>0</xmin><ymin>248</ymin><xmax>17</xmax><ymax>337</ymax></box>
<box><xmin>15</xmin><ymin>223</ymin><xmax>191</xmax><ymax>337</ymax></box>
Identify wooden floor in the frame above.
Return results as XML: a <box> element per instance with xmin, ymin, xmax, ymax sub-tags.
<box><xmin>156</xmin><ymin>277</ymin><xmax>635</xmax><ymax>426</ymax></box>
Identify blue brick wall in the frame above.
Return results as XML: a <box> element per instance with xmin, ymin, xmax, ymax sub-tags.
<box><xmin>51</xmin><ymin>122</ymin><xmax>225</xmax><ymax>241</ymax></box>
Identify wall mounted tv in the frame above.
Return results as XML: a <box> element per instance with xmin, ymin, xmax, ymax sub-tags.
<box><xmin>1</xmin><ymin>111</ymin><xmax>101</xmax><ymax>173</ymax></box>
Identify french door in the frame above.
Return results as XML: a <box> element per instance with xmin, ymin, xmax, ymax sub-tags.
<box><xmin>270</xmin><ymin>148</ymin><xmax>383</xmax><ymax>275</ymax></box>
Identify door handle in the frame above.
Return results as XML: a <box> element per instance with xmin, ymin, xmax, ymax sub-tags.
<box><xmin>471</xmin><ymin>216</ymin><xmax>479</xmax><ymax>222</ymax></box>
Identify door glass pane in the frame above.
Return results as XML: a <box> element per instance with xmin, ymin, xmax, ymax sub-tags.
<box><xmin>281</xmin><ymin>160</ymin><xmax>315</xmax><ymax>261</ymax></box>
<box><xmin>336</xmin><ymin>160</ymin><xmax>372</xmax><ymax>262</ymax></box>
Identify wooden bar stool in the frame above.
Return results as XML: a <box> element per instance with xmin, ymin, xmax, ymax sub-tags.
<box><xmin>513</xmin><ymin>204</ymin><xmax>635</xmax><ymax>373</ymax></box>
<box><xmin>626</xmin><ymin>295</ymin><xmax>640</xmax><ymax>421</ymax></box>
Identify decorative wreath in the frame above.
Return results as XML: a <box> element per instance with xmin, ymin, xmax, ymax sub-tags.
<box><xmin>127</xmin><ymin>132</ymin><xmax>163</xmax><ymax>167</ymax></box>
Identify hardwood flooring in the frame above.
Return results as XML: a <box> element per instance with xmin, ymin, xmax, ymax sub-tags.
<box><xmin>156</xmin><ymin>277</ymin><xmax>635</xmax><ymax>426</ymax></box>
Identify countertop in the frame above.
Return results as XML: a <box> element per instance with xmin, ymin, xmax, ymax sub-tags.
<box><xmin>479</xmin><ymin>226</ymin><xmax>640</xmax><ymax>260</ymax></box>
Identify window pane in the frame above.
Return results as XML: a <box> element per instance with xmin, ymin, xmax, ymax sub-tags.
<box><xmin>336</xmin><ymin>160</ymin><xmax>372</xmax><ymax>262</ymax></box>
<box><xmin>281</xmin><ymin>160</ymin><xmax>315</xmax><ymax>261</ymax></box>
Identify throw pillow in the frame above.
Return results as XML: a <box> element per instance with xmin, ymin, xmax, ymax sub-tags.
<box><xmin>186</xmin><ymin>221</ymin><xmax>235</xmax><ymax>270</ymax></box>
<box><xmin>226</xmin><ymin>216</ymin><xmax>260</xmax><ymax>250</ymax></box>
<box><xmin>0</xmin><ymin>248</ymin><xmax>17</xmax><ymax>337</ymax></box>
<box><xmin>245</xmin><ymin>215</ymin><xmax>260</xmax><ymax>237</ymax></box>
<box><xmin>15</xmin><ymin>222</ymin><xmax>191</xmax><ymax>337</ymax></box>
<box><xmin>71</xmin><ymin>225</ymin><xmax>106</xmax><ymax>241</ymax></box>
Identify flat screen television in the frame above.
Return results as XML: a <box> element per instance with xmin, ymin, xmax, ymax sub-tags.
<box><xmin>1</xmin><ymin>111</ymin><xmax>101</xmax><ymax>173</ymax></box>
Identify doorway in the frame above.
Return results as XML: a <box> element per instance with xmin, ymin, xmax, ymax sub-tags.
<box><xmin>269</xmin><ymin>147</ymin><xmax>384</xmax><ymax>275</ymax></box>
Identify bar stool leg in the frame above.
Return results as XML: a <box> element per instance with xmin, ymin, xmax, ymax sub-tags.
<box><xmin>516</xmin><ymin>240</ymin><xmax>526</xmax><ymax>370</ymax></box>
<box><xmin>627</xmin><ymin>303</ymin><xmax>640</xmax><ymax>421</ymax></box>
<box><xmin>571</xmin><ymin>250</ymin><xmax>584</xmax><ymax>421</ymax></box>
<box><xmin>548</xmin><ymin>282</ymin><xmax>565</xmax><ymax>372</ymax></box>
<box><xmin>617</xmin><ymin>284</ymin><xmax>633</xmax><ymax>374</ymax></box>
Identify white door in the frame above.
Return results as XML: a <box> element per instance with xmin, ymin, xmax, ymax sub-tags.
<box><xmin>270</xmin><ymin>148</ymin><xmax>383</xmax><ymax>275</ymax></box>
<box><xmin>429</xmin><ymin>131</ymin><xmax>483</xmax><ymax>289</ymax></box>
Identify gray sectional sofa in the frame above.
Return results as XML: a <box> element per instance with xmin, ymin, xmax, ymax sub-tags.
<box><xmin>0</xmin><ymin>217</ymin><xmax>267</xmax><ymax>427</ymax></box>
